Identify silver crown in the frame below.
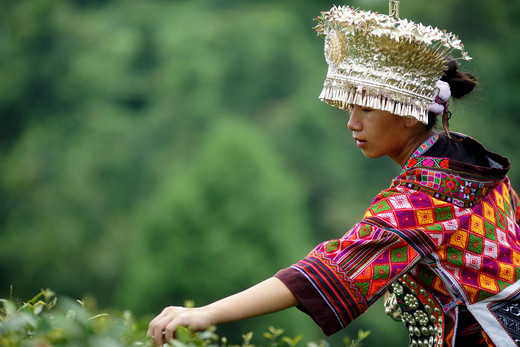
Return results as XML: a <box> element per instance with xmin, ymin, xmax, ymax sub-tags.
<box><xmin>315</xmin><ymin>3</ymin><xmax>471</xmax><ymax>123</ymax></box>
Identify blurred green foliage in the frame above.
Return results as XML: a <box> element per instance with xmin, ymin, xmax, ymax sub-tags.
<box><xmin>0</xmin><ymin>289</ymin><xmax>151</xmax><ymax>346</ymax></box>
<box><xmin>0</xmin><ymin>0</ymin><xmax>519</xmax><ymax>345</ymax></box>
<box><xmin>0</xmin><ymin>289</ymin><xmax>371</xmax><ymax>346</ymax></box>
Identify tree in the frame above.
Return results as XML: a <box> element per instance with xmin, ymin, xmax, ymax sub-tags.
<box><xmin>117</xmin><ymin>118</ymin><xmax>320</xmax><ymax>341</ymax></box>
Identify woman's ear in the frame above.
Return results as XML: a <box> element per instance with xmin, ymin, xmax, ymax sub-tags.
<box><xmin>404</xmin><ymin>117</ymin><xmax>420</xmax><ymax>128</ymax></box>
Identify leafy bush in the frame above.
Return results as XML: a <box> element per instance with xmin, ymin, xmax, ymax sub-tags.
<box><xmin>0</xmin><ymin>289</ymin><xmax>370</xmax><ymax>347</ymax></box>
<box><xmin>0</xmin><ymin>289</ymin><xmax>150</xmax><ymax>346</ymax></box>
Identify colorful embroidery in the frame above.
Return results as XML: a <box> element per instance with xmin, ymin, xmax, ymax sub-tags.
<box><xmin>393</xmin><ymin>168</ymin><xmax>497</xmax><ymax>208</ymax></box>
<box><xmin>283</xmin><ymin>133</ymin><xmax>520</xmax><ymax>344</ymax></box>
<box><xmin>405</xmin><ymin>132</ymin><xmax>440</xmax><ymax>166</ymax></box>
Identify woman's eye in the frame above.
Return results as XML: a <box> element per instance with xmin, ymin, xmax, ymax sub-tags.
<box><xmin>361</xmin><ymin>108</ymin><xmax>373</xmax><ymax>113</ymax></box>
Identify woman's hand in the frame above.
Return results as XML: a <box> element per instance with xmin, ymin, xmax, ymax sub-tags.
<box><xmin>147</xmin><ymin>306</ymin><xmax>215</xmax><ymax>345</ymax></box>
<box><xmin>147</xmin><ymin>278</ymin><xmax>299</xmax><ymax>345</ymax></box>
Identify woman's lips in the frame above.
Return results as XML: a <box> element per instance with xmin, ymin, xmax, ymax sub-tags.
<box><xmin>354</xmin><ymin>137</ymin><xmax>367</xmax><ymax>148</ymax></box>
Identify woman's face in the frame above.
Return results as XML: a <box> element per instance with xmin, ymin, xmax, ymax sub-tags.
<box><xmin>347</xmin><ymin>105</ymin><xmax>426</xmax><ymax>167</ymax></box>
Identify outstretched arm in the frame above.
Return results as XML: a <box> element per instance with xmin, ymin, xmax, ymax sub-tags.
<box><xmin>147</xmin><ymin>276</ymin><xmax>299</xmax><ymax>345</ymax></box>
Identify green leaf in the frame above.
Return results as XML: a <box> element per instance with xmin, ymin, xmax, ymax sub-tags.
<box><xmin>32</xmin><ymin>302</ymin><xmax>44</xmax><ymax>315</ymax></box>
<box><xmin>65</xmin><ymin>309</ymin><xmax>77</xmax><ymax>321</ymax></box>
<box><xmin>174</xmin><ymin>326</ymin><xmax>193</xmax><ymax>343</ymax></box>
<box><xmin>26</xmin><ymin>292</ymin><xmax>44</xmax><ymax>305</ymax></box>
<box><xmin>281</xmin><ymin>335</ymin><xmax>303</xmax><ymax>346</ymax></box>
<box><xmin>0</xmin><ymin>299</ymin><xmax>17</xmax><ymax>317</ymax></box>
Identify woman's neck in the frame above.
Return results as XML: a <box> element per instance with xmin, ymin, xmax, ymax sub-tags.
<box><xmin>391</xmin><ymin>129</ymin><xmax>434</xmax><ymax>168</ymax></box>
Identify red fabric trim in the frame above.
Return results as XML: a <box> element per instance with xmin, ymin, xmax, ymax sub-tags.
<box><xmin>274</xmin><ymin>267</ymin><xmax>343</xmax><ymax>336</ymax></box>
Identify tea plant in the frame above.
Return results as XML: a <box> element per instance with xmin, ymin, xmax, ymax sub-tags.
<box><xmin>0</xmin><ymin>289</ymin><xmax>370</xmax><ymax>346</ymax></box>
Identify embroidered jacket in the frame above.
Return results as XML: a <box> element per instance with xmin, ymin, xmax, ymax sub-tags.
<box><xmin>275</xmin><ymin>132</ymin><xmax>520</xmax><ymax>347</ymax></box>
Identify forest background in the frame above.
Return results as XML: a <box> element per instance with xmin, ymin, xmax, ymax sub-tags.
<box><xmin>1</xmin><ymin>0</ymin><xmax>519</xmax><ymax>345</ymax></box>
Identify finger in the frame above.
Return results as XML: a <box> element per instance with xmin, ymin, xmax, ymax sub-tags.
<box><xmin>160</xmin><ymin>330</ymin><xmax>168</xmax><ymax>346</ymax></box>
<box><xmin>164</xmin><ymin>320</ymin><xmax>179</xmax><ymax>342</ymax></box>
<box><xmin>147</xmin><ymin>307</ymin><xmax>174</xmax><ymax>337</ymax></box>
<box><xmin>153</xmin><ymin>316</ymin><xmax>178</xmax><ymax>345</ymax></box>
<box><xmin>147</xmin><ymin>318</ymin><xmax>162</xmax><ymax>338</ymax></box>
<box><xmin>147</xmin><ymin>320</ymin><xmax>166</xmax><ymax>345</ymax></box>
<box><xmin>146</xmin><ymin>322</ymin><xmax>155</xmax><ymax>337</ymax></box>
<box><xmin>154</xmin><ymin>327</ymin><xmax>165</xmax><ymax>346</ymax></box>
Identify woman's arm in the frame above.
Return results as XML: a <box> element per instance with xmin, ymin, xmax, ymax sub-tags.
<box><xmin>147</xmin><ymin>277</ymin><xmax>299</xmax><ymax>345</ymax></box>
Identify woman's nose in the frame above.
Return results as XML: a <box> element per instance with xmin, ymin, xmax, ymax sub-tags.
<box><xmin>347</xmin><ymin>106</ymin><xmax>362</xmax><ymax>131</ymax></box>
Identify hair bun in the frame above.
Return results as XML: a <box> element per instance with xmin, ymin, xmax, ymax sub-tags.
<box><xmin>441</xmin><ymin>58</ymin><xmax>478</xmax><ymax>98</ymax></box>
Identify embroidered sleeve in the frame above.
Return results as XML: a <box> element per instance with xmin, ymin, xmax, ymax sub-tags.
<box><xmin>276</xmin><ymin>223</ymin><xmax>421</xmax><ymax>335</ymax></box>
<box><xmin>275</xmin><ymin>189</ymin><xmax>439</xmax><ymax>336</ymax></box>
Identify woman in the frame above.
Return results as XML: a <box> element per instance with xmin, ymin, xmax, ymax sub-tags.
<box><xmin>148</xmin><ymin>4</ymin><xmax>520</xmax><ymax>346</ymax></box>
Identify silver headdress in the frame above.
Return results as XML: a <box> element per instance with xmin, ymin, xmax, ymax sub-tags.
<box><xmin>316</xmin><ymin>1</ymin><xmax>471</xmax><ymax>124</ymax></box>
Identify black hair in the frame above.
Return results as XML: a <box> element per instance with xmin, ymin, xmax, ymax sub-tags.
<box><xmin>426</xmin><ymin>58</ymin><xmax>478</xmax><ymax>129</ymax></box>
